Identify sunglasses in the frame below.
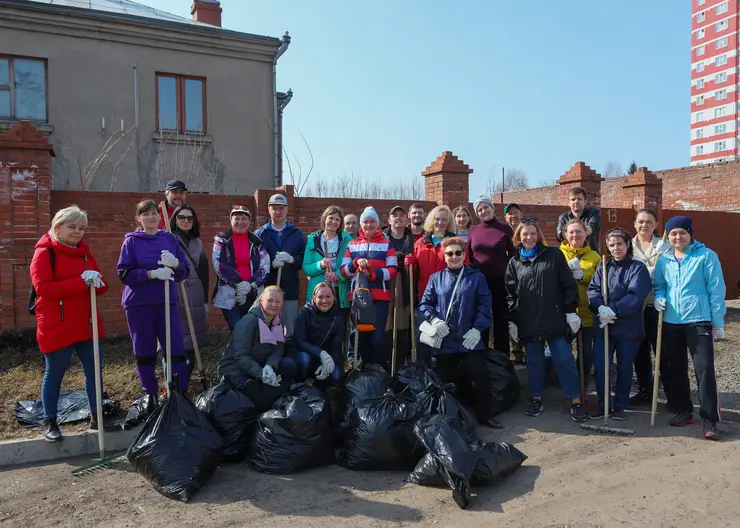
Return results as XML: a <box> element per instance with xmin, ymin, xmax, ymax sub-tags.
<box><xmin>521</xmin><ymin>217</ymin><xmax>538</xmax><ymax>224</ymax></box>
<box><xmin>176</xmin><ymin>215</ymin><xmax>194</xmax><ymax>222</ymax></box>
<box><xmin>444</xmin><ymin>250</ymin><xmax>463</xmax><ymax>257</ymax></box>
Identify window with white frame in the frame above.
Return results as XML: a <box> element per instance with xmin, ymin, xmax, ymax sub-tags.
<box><xmin>698</xmin><ymin>44</ymin><xmax>705</xmax><ymax>55</ymax></box>
<box><xmin>697</xmin><ymin>111</ymin><xmax>705</xmax><ymax>122</ymax></box>
<box><xmin>698</xmin><ymin>28</ymin><xmax>705</xmax><ymax>39</ymax></box>
<box><xmin>717</xmin><ymin>37</ymin><xmax>728</xmax><ymax>49</ymax></box>
<box><xmin>715</xmin><ymin>54</ymin><xmax>727</xmax><ymax>66</ymax></box>
<box><xmin>716</xmin><ymin>72</ymin><xmax>727</xmax><ymax>83</ymax></box>
<box><xmin>696</xmin><ymin>145</ymin><xmax>704</xmax><ymax>155</ymax></box>
<box><xmin>715</xmin><ymin>124</ymin><xmax>727</xmax><ymax>134</ymax></box>
<box><xmin>715</xmin><ymin>140</ymin><xmax>727</xmax><ymax>152</ymax></box>
<box><xmin>716</xmin><ymin>20</ymin><xmax>728</xmax><ymax>31</ymax></box>
<box><xmin>698</xmin><ymin>11</ymin><xmax>705</xmax><ymax>22</ymax></box>
<box><xmin>697</xmin><ymin>95</ymin><xmax>705</xmax><ymax>105</ymax></box>
<box><xmin>715</xmin><ymin>106</ymin><xmax>726</xmax><ymax>118</ymax></box>
<box><xmin>698</xmin><ymin>62</ymin><xmax>705</xmax><ymax>72</ymax></box>
<box><xmin>717</xmin><ymin>1</ymin><xmax>728</xmax><ymax>15</ymax></box>
<box><xmin>698</xmin><ymin>78</ymin><xmax>705</xmax><ymax>89</ymax></box>
<box><xmin>716</xmin><ymin>88</ymin><xmax>727</xmax><ymax>100</ymax></box>
<box><xmin>697</xmin><ymin>128</ymin><xmax>705</xmax><ymax>139</ymax></box>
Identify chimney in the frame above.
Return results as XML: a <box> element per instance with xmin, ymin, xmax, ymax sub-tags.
<box><xmin>191</xmin><ymin>0</ymin><xmax>222</xmax><ymax>27</ymax></box>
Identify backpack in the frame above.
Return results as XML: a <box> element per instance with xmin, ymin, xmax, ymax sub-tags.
<box><xmin>352</xmin><ymin>272</ymin><xmax>376</xmax><ymax>332</ymax></box>
<box><xmin>29</xmin><ymin>248</ymin><xmax>55</xmax><ymax>315</ymax></box>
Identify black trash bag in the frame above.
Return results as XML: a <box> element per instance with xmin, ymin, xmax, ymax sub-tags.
<box><xmin>394</xmin><ymin>363</ymin><xmax>442</xmax><ymax>395</ymax></box>
<box><xmin>338</xmin><ymin>387</ymin><xmax>423</xmax><ymax>470</ymax></box>
<box><xmin>196</xmin><ymin>380</ymin><xmax>259</xmax><ymax>463</ymax></box>
<box><xmin>15</xmin><ymin>389</ymin><xmax>119</xmax><ymax>428</ymax></box>
<box><xmin>333</xmin><ymin>363</ymin><xmax>390</xmax><ymax>439</ymax></box>
<box><xmin>127</xmin><ymin>385</ymin><xmax>223</xmax><ymax>502</ymax></box>
<box><xmin>247</xmin><ymin>384</ymin><xmax>334</xmax><ymax>474</ymax></box>
<box><xmin>124</xmin><ymin>394</ymin><xmax>153</xmax><ymax>430</ymax></box>
<box><xmin>486</xmin><ymin>349</ymin><xmax>520</xmax><ymax>417</ymax></box>
<box><xmin>416</xmin><ymin>383</ymin><xmax>477</xmax><ymax>435</ymax></box>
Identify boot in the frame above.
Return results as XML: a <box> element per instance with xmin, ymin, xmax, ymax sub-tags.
<box><xmin>90</xmin><ymin>414</ymin><xmax>121</xmax><ymax>432</ymax></box>
<box><xmin>42</xmin><ymin>418</ymin><xmax>62</xmax><ymax>443</ymax></box>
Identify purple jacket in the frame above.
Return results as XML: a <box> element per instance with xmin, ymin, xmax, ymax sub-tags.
<box><xmin>117</xmin><ymin>230</ymin><xmax>190</xmax><ymax>308</ymax></box>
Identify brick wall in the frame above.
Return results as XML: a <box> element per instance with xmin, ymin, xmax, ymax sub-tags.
<box><xmin>656</xmin><ymin>161</ymin><xmax>740</xmax><ymax>212</ymax></box>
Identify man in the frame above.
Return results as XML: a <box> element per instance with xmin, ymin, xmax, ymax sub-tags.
<box><xmin>382</xmin><ymin>206</ymin><xmax>416</xmax><ymax>365</ymax></box>
<box><xmin>343</xmin><ymin>213</ymin><xmax>359</xmax><ymax>239</ymax></box>
<box><xmin>408</xmin><ymin>203</ymin><xmax>426</xmax><ymax>241</ymax></box>
<box><xmin>255</xmin><ymin>194</ymin><xmax>307</xmax><ymax>337</ymax></box>
<box><xmin>158</xmin><ymin>179</ymin><xmax>188</xmax><ymax>228</ymax></box>
<box><xmin>556</xmin><ymin>187</ymin><xmax>601</xmax><ymax>252</ymax></box>
<box><xmin>504</xmin><ymin>203</ymin><xmax>521</xmax><ymax>230</ymax></box>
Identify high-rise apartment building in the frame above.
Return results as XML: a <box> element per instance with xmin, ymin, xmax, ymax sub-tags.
<box><xmin>690</xmin><ymin>0</ymin><xmax>737</xmax><ymax>165</ymax></box>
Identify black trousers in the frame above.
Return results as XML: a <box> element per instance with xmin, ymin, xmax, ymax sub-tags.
<box><xmin>662</xmin><ymin>322</ymin><xmax>720</xmax><ymax>422</ymax></box>
<box><xmin>482</xmin><ymin>277</ymin><xmax>510</xmax><ymax>355</ymax></box>
<box><xmin>633</xmin><ymin>306</ymin><xmax>670</xmax><ymax>399</ymax></box>
<box><xmin>434</xmin><ymin>349</ymin><xmax>490</xmax><ymax>423</ymax></box>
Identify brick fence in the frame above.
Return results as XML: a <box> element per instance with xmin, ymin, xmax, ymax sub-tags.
<box><xmin>1</xmin><ymin>123</ymin><xmax>739</xmax><ymax>335</ymax></box>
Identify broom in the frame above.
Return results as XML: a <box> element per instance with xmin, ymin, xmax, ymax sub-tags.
<box><xmin>650</xmin><ymin>229</ymin><xmax>668</xmax><ymax>426</ymax></box>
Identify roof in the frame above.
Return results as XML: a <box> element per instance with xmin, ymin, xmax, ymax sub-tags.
<box><xmin>25</xmin><ymin>0</ymin><xmax>204</xmax><ymax>26</ymax></box>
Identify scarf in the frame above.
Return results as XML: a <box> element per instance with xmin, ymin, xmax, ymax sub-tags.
<box><xmin>258</xmin><ymin>311</ymin><xmax>285</xmax><ymax>345</ymax></box>
<box><xmin>520</xmin><ymin>244</ymin><xmax>539</xmax><ymax>260</ymax></box>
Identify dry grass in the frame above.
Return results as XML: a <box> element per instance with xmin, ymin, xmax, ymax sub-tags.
<box><xmin>0</xmin><ymin>329</ymin><xmax>229</xmax><ymax>441</ymax></box>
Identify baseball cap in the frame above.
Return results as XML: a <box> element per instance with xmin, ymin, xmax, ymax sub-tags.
<box><xmin>504</xmin><ymin>203</ymin><xmax>521</xmax><ymax>214</ymax></box>
<box><xmin>388</xmin><ymin>205</ymin><xmax>406</xmax><ymax>216</ymax></box>
<box><xmin>268</xmin><ymin>193</ymin><xmax>288</xmax><ymax>206</ymax></box>
<box><xmin>230</xmin><ymin>205</ymin><xmax>251</xmax><ymax>217</ymax></box>
<box><xmin>166</xmin><ymin>179</ymin><xmax>188</xmax><ymax>192</ymax></box>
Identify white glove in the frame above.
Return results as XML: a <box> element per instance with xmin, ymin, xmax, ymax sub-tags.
<box><xmin>272</xmin><ymin>251</ymin><xmax>294</xmax><ymax>268</ymax></box>
<box><xmin>262</xmin><ymin>365</ymin><xmax>280</xmax><ymax>387</ymax></box>
<box><xmin>462</xmin><ymin>328</ymin><xmax>481</xmax><ymax>349</ymax></box>
<box><xmin>81</xmin><ymin>270</ymin><xmax>104</xmax><ymax>288</ymax></box>
<box><xmin>508</xmin><ymin>322</ymin><xmax>519</xmax><ymax>343</ymax></box>
<box><xmin>158</xmin><ymin>250</ymin><xmax>179</xmax><ymax>269</ymax></box>
<box><xmin>654</xmin><ymin>297</ymin><xmax>667</xmax><ymax>312</ymax></box>
<box><xmin>566</xmin><ymin>313</ymin><xmax>581</xmax><ymax>334</ymax></box>
<box><xmin>597</xmin><ymin>305</ymin><xmax>617</xmax><ymax>328</ymax></box>
<box><xmin>236</xmin><ymin>281</ymin><xmax>252</xmax><ymax>295</ymax></box>
<box><xmin>431</xmin><ymin>317</ymin><xmax>450</xmax><ymax>338</ymax></box>
<box><xmin>235</xmin><ymin>292</ymin><xmax>247</xmax><ymax>305</ymax></box>
<box><xmin>315</xmin><ymin>351</ymin><xmax>336</xmax><ymax>380</ymax></box>
<box><xmin>149</xmin><ymin>267</ymin><xmax>174</xmax><ymax>281</ymax></box>
<box><xmin>567</xmin><ymin>258</ymin><xmax>584</xmax><ymax>280</ymax></box>
<box><xmin>713</xmin><ymin>327</ymin><xmax>725</xmax><ymax>341</ymax></box>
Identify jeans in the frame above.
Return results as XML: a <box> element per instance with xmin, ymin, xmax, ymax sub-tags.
<box><xmin>435</xmin><ymin>349</ymin><xmax>491</xmax><ymax>423</ymax></box>
<box><xmin>593</xmin><ymin>333</ymin><xmax>640</xmax><ymax>410</ymax></box>
<box><xmin>662</xmin><ymin>322</ymin><xmax>720</xmax><ymax>422</ymax></box>
<box><xmin>282</xmin><ymin>300</ymin><xmax>299</xmax><ymax>338</ymax></box>
<box><xmin>633</xmin><ymin>306</ymin><xmax>669</xmax><ymax>397</ymax></box>
<box><xmin>524</xmin><ymin>336</ymin><xmax>580</xmax><ymax>399</ymax></box>
<box><xmin>42</xmin><ymin>340</ymin><xmax>102</xmax><ymax>420</ymax></box>
<box><xmin>222</xmin><ymin>299</ymin><xmax>254</xmax><ymax>332</ymax></box>
<box><xmin>358</xmin><ymin>300</ymin><xmax>390</xmax><ymax>369</ymax></box>
<box><xmin>291</xmin><ymin>350</ymin><xmax>341</xmax><ymax>386</ymax></box>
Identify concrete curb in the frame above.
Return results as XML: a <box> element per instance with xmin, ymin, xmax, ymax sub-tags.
<box><xmin>0</xmin><ymin>426</ymin><xmax>140</xmax><ymax>468</ymax></box>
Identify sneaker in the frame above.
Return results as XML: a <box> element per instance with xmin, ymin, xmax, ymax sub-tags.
<box><xmin>42</xmin><ymin>418</ymin><xmax>62</xmax><ymax>443</ymax></box>
<box><xmin>611</xmin><ymin>408</ymin><xmax>626</xmax><ymax>421</ymax></box>
<box><xmin>525</xmin><ymin>398</ymin><xmax>544</xmax><ymax>417</ymax></box>
<box><xmin>570</xmin><ymin>403</ymin><xmax>587</xmax><ymax>422</ymax></box>
<box><xmin>588</xmin><ymin>408</ymin><xmax>606</xmax><ymax>420</ymax></box>
<box><xmin>628</xmin><ymin>389</ymin><xmax>651</xmax><ymax>407</ymax></box>
<box><xmin>703</xmin><ymin>420</ymin><xmax>719</xmax><ymax>441</ymax></box>
<box><xmin>669</xmin><ymin>412</ymin><xmax>695</xmax><ymax>427</ymax></box>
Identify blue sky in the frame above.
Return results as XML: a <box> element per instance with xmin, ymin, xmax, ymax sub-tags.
<box><xmin>157</xmin><ymin>0</ymin><xmax>690</xmax><ymax>197</ymax></box>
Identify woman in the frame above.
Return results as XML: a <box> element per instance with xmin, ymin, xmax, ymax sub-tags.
<box><xmin>453</xmin><ymin>206</ymin><xmax>473</xmax><ymax>243</ymax></box>
<box><xmin>629</xmin><ymin>209</ymin><xmax>669</xmax><ymax>406</ymax></box>
<box><xmin>169</xmin><ymin>204</ymin><xmax>211</xmax><ymax>376</ymax></box>
<box><xmin>587</xmin><ymin>229</ymin><xmax>651</xmax><ymax>420</ymax></box>
<box><xmin>218</xmin><ymin>286</ymin><xmax>297</xmax><ymax>406</ymax></box>
<box><xmin>302</xmin><ymin>205</ymin><xmax>353</xmax><ymax>318</ymax></box>
<box><xmin>117</xmin><ymin>200</ymin><xmax>191</xmax><ymax>400</ymax></box>
<box><xmin>654</xmin><ymin>216</ymin><xmax>725</xmax><ymax>440</ymax></box>
<box><xmin>212</xmin><ymin>205</ymin><xmax>270</xmax><ymax>331</ymax></box>
<box><xmin>341</xmin><ymin>206</ymin><xmax>398</xmax><ymax>369</ymax></box>
<box><xmin>288</xmin><ymin>283</ymin><xmax>343</xmax><ymax>387</ymax></box>
<box><xmin>467</xmin><ymin>196</ymin><xmax>515</xmax><ymax>354</ymax></box>
<box><xmin>505</xmin><ymin>220</ymin><xmax>586</xmax><ymax>421</ymax></box>
<box><xmin>559</xmin><ymin>218</ymin><xmax>601</xmax><ymax>386</ymax></box>
<box><xmin>30</xmin><ymin>205</ymin><xmax>112</xmax><ymax>442</ymax></box>
<box><xmin>418</xmin><ymin>237</ymin><xmax>501</xmax><ymax>429</ymax></box>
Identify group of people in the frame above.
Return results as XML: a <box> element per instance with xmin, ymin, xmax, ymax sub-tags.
<box><xmin>29</xmin><ymin>179</ymin><xmax>727</xmax><ymax>442</ymax></box>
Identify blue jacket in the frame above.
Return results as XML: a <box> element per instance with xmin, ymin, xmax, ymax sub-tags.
<box><xmin>254</xmin><ymin>222</ymin><xmax>307</xmax><ymax>301</ymax></box>
<box><xmin>653</xmin><ymin>240</ymin><xmax>726</xmax><ymax>328</ymax></box>
<box><xmin>418</xmin><ymin>265</ymin><xmax>492</xmax><ymax>355</ymax></box>
<box><xmin>587</xmin><ymin>258</ymin><xmax>651</xmax><ymax>342</ymax></box>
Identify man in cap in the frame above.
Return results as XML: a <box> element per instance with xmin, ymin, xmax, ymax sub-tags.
<box><xmin>255</xmin><ymin>193</ymin><xmax>307</xmax><ymax>337</ymax></box>
<box><xmin>504</xmin><ymin>203</ymin><xmax>522</xmax><ymax>231</ymax></box>
<box><xmin>158</xmin><ymin>179</ymin><xmax>188</xmax><ymax>229</ymax></box>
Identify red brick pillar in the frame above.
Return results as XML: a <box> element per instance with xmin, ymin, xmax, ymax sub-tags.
<box><xmin>422</xmin><ymin>151</ymin><xmax>473</xmax><ymax>206</ymax></box>
<box><xmin>556</xmin><ymin>161</ymin><xmax>604</xmax><ymax>207</ymax></box>
<box><xmin>0</xmin><ymin>121</ymin><xmax>55</xmax><ymax>330</ymax></box>
<box><xmin>621</xmin><ymin>167</ymin><xmax>663</xmax><ymax>218</ymax></box>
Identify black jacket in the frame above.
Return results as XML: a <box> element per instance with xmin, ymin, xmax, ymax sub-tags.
<box><xmin>382</xmin><ymin>226</ymin><xmax>416</xmax><ymax>305</ymax></box>
<box><xmin>287</xmin><ymin>301</ymin><xmax>345</xmax><ymax>359</ymax></box>
<box><xmin>505</xmin><ymin>245</ymin><xmax>579</xmax><ymax>342</ymax></box>
<box><xmin>556</xmin><ymin>207</ymin><xmax>601</xmax><ymax>252</ymax></box>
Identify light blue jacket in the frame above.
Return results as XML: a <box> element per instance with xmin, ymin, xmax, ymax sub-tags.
<box><xmin>653</xmin><ymin>240</ymin><xmax>726</xmax><ymax>328</ymax></box>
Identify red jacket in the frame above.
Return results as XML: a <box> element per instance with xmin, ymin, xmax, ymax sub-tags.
<box><xmin>341</xmin><ymin>229</ymin><xmax>398</xmax><ymax>302</ymax></box>
<box><xmin>157</xmin><ymin>203</ymin><xmax>176</xmax><ymax>229</ymax></box>
<box><xmin>411</xmin><ymin>232</ymin><xmax>469</xmax><ymax>300</ymax></box>
<box><xmin>30</xmin><ymin>234</ymin><xmax>109</xmax><ymax>354</ymax></box>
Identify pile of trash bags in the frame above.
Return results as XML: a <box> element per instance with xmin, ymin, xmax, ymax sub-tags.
<box><xmin>485</xmin><ymin>349</ymin><xmax>521</xmax><ymax>416</ymax></box>
<box><xmin>15</xmin><ymin>390</ymin><xmax>119</xmax><ymax>428</ymax></box>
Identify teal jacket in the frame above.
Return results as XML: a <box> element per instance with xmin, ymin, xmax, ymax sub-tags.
<box><xmin>302</xmin><ymin>230</ymin><xmax>353</xmax><ymax>308</ymax></box>
<box><xmin>653</xmin><ymin>240</ymin><xmax>726</xmax><ymax>328</ymax></box>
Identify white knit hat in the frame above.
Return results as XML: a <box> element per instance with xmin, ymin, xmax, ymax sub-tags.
<box><xmin>359</xmin><ymin>206</ymin><xmax>379</xmax><ymax>224</ymax></box>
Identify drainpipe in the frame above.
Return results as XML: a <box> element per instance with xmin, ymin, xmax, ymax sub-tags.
<box><xmin>273</xmin><ymin>32</ymin><xmax>291</xmax><ymax>188</ymax></box>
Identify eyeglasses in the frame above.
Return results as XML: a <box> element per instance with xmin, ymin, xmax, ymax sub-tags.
<box><xmin>444</xmin><ymin>250</ymin><xmax>463</xmax><ymax>257</ymax></box>
<box><xmin>176</xmin><ymin>215</ymin><xmax>194</xmax><ymax>222</ymax></box>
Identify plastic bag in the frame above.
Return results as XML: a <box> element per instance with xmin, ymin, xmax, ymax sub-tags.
<box><xmin>394</xmin><ymin>363</ymin><xmax>441</xmax><ymax>395</ymax></box>
<box><xmin>15</xmin><ymin>389</ymin><xmax>118</xmax><ymax>428</ymax></box>
<box><xmin>333</xmin><ymin>363</ymin><xmax>390</xmax><ymax>438</ymax></box>
<box><xmin>338</xmin><ymin>387</ymin><xmax>423</xmax><ymax>470</ymax></box>
<box><xmin>247</xmin><ymin>384</ymin><xmax>334</xmax><ymax>474</ymax></box>
<box><xmin>486</xmin><ymin>349</ymin><xmax>520</xmax><ymax>417</ymax></box>
<box><xmin>127</xmin><ymin>386</ymin><xmax>223</xmax><ymax>502</ymax></box>
<box><xmin>196</xmin><ymin>380</ymin><xmax>259</xmax><ymax>463</ymax></box>
<box><xmin>123</xmin><ymin>394</ymin><xmax>153</xmax><ymax>430</ymax></box>
<box><xmin>416</xmin><ymin>383</ymin><xmax>477</xmax><ymax>435</ymax></box>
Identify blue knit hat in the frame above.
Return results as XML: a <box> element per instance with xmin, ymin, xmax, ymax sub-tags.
<box><xmin>664</xmin><ymin>216</ymin><xmax>693</xmax><ymax>236</ymax></box>
<box><xmin>359</xmin><ymin>206</ymin><xmax>379</xmax><ymax>225</ymax></box>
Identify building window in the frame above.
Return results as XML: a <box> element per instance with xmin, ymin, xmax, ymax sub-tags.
<box><xmin>697</xmin><ymin>44</ymin><xmax>705</xmax><ymax>55</ymax></box>
<box><xmin>715</xmin><ymin>140</ymin><xmax>727</xmax><ymax>152</ymax></box>
<box><xmin>716</xmin><ymin>20</ymin><xmax>728</xmax><ymax>31</ymax></box>
<box><xmin>698</xmin><ymin>28</ymin><xmax>705</xmax><ymax>39</ymax></box>
<box><xmin>698</xmin><ymin>78</ymin><xmax>705</xmax><ymax>89</ymax></box>
<box><xmin>717</xmin><ymin>1</ymin><xmax>728</xmax><ymax>15</ymax></box>
<box><xmin>716</xmin><ymin>89</ymin><xmax>727</xmax><ymax>100</ymax></box>
<box><xmin>715</xmin><ymin>72</ymin><xmax>727</xmax><ymax>83</ymax></box>
<box><xmin>715</xmin><ymin>124</ymin><xmax>727</xmax><ymax>134</ymax></box>
<box><xmin>697</xmin><ymin>62</ymin><xmax>705</xmax><ymax>72</ymax></box>
<box><xmin>697</xmin><ymin>128</ymin><xmax>705</xmax><ymax>139</ymax></box>
<box><xmin>696</xmin><ymin>145</ymin><xmax>704</xmax><ymax>155</ymax></box>
<box><xmin>698</xmin><ymin>11</ymin><xmax>706</xmax><ymax>22</ymax></box>
<box><xmin>697</xmin><ymin>111</ymin><xmax>705</xmax><ymax>122</ymax></box>
<box><xmin>715</xmin><ymin>106</ymin><xmax>726</xmax><ymax>118</ymax></box>
<box><xmin>697</xmin><ymin>95</ymin><xmax>705</xmax><ymax>105</ymax></box>
<box><xmin>0</xmin><ymin>56</ymin><xmax>47</xmax><ymax>122</ymax></box>
<box><xmin>715</xmin><ymin>54</ymin><xmax>727</xmax><ymax>67</ymax></box>
<box><xmin>155</xmin><ymin>73</ymin><xmax>206</xmax><ymax>134</ymax></box>
<box><xmin>716</xmin><ymin>37</ymin><xmax>728</xmax><ymax>49</ymax></box>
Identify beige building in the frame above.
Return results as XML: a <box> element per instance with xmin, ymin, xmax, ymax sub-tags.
<box><xmin>0</xmin><ymin>0</ymin><xmax>291</xmax><ymax>194</ymax></box>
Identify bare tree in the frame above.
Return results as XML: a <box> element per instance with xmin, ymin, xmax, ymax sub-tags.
<box><xmin>485</xmin><ymin>167</ymin><xmax>529</xmax><ymax>195</ymax></box>
<box><xmin>303</xmin><ymin>173</ymin><xmax>424</xmax><ymax>200</ymax></box>
<box><xmin>603</xmin><ymin>160</ymin><xmax>623</xmax><ymax>178</ymax></box>
<box><xmin>153</xmin><ymin>131</ymin><xmax>225</xmax><ymax>194</ymax></box>
<box><xmin>285</xmin><ymin>130</ymin><xmax>314</xmax><ymax>197</ymax></box>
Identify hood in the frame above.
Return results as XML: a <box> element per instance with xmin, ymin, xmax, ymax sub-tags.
<box><xmin>35</xmin><ymin>233</ymin><xmax>92</xmax><ymax>257</ymax></box>
<box><xmin>665</xmin><ymin>239</ymin><xmax>706</xmax><ymax>257</ymax></box>
<box><xmin>216</xmin><ymin>229</ymin><xmax>262</xmax><ymax>245</ymax></box>
<box><xmin>357</xmin><ymin>228</ymin><xmax>387</xmax><ymax>242</ymax></box>
<box><xmin>559</xmin><ymin>241</ymin><xmax>592</xmax><ymax>260</ymax></box>
<box><xmin>125</xmin><ymin>229</ymin><xmax>169</xmax><ymax>241</ymax></box>
<box><xmin>266</xmin><ymin>221</ymin><xmax>298</xmax><ymax>233</ymax></box>
<box><xmin>305</xmin><ymin>299</ymin><xmax>339</xmax><ymax>317</ymax></box>
<box><xmin>310</xmin><ymin>229</ymin><xmax>347</xmax><ymax>248</ymax></box>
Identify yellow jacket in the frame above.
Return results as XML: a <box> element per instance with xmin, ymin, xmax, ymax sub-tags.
<box><xmin>560</xmin><ymin>242</ymin><xmax>601</xmax><ymax>328</ymax></box>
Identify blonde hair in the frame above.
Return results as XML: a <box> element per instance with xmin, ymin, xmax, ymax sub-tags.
<box><xmin>423</xmin><ymin>205</ymin><xmax>452</xmax><ymax>233</ymax></box>
<box><xmin>562</xmin><ymin>218</ymin><xmax>587</xmax><ymax>239</ymax></box>
<box><xmin>49</xmin><ymin>205</ymin><xmax>88</xmax><ymax>238</ymax></box>
<box><xmin>512</xmin><ymin>220</ymin><xmax>547</xmax><ymax>248</ymax></box>
<box><xmin>313</xmin><ymin>282</ymin><xmax>335</xmax><ymax>300</ymax></box>
<box><xmin>261</xmin><ymin>285</ymin><xmax>284</xmax><ymax>298</ymax></box>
